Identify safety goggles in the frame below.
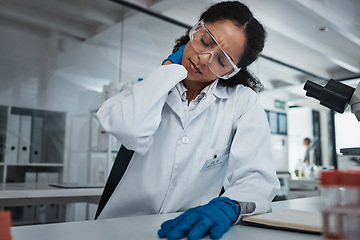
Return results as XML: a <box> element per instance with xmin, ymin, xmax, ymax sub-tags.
<box><xmin>189</xmin><ymin>20</ymin><xmax>241</xmax><ymax>79</ymax></box>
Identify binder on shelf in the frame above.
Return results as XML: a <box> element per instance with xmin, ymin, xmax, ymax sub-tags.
<box><xmin>18</xmin><ymin>115</ymin><xmax>32</xmax><ymax>164</ymax></box>
<box><xmin>30</xmin><ymin>117</ymin><xmax>43</xmax><ymax>163</ymax></box>
<box><xmin>23</xmin><ymin>205</ymin><xmax>36</xmax><ymax>222</ymax></box>
<box><xmin>5</xmin><ymin>114</ymin><xmax>20</xmax><ymax>164</ymax></box>
<box><xmin>46</xmin><ymin>204</ymin><xmax>59</xmax><ymax>221</ymax></box>
<box><xmin>36</xmin><ymin>205</ymin><xmax>47</xmax><ymax>223</ymax></box>
<box><xmin>37</xmin><ymin>172</ymin><xmax>49</xmax><ymax>183</ymax></box>
<box><xmin>47</xmin><ymin>172</ymin><xmax>60</xmax><ymax>183</ymax></box>
<box><xmin>0</xmin><ymin>136</ymin><xmax>4</xmax><ymax>163</ymax></box>
<box><xmin>25</xmin><ymin>172</ymin><xmax>37</xmax><ymax>183</ymax></box>
<box><xmin>37</xmin><ymin>172</ymin><xmax>59</xmax><ymax>184</ymax></box>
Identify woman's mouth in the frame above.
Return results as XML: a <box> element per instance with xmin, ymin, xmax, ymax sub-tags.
<box><xmin>189</xmin><ymin>59</ymin><xmax>202</xmax><ymax>74</ymax></box>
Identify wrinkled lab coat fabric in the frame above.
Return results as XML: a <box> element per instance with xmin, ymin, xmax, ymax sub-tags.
<box><xmin>97</xmin><ymin>64</ymin><xmax>280</xmax><ymax>221</ymax></box>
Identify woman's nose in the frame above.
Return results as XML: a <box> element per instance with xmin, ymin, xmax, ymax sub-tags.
<box><xmin>198</xmin><ymin>52</ymin><xmax>212</xmax><ymax>65</ymax></box>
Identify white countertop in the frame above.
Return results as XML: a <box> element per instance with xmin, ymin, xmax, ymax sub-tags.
<box><xmin>11</xmin><ymin>197</ymin><xmax>323</xmax><ymax>240</ymax></box>
<box><xmin>0</xmin><ymin>183</ymin><xmax>103</xmax><ymax>206</ymax></box>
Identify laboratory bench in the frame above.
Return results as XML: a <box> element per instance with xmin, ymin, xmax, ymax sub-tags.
<box><xmin>0</xmin><ymin>183</ymin><xmax>103</xmax><ymax>225</ymax></box>
<box><xmin>11</xmin><ymin>197</ymin><xmax>323</xmax><ymax>240</ymax></box>
<box><xmin>287</xmin><ymin>179</ymin><xmax>321</xmax><ymax>199</ymax></box>
<box><xmin>0</xmin><ymin>183</ymin><xmax>102</xmax><ymax>207</ymax></box>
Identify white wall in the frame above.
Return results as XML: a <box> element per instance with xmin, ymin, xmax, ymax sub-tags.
<box><xmin>335</xmin><ymin>111</ymin><xmax>360</xmax><ymax>170</ymax></box>
<box><xmin>335</xmin><ymin>111</ymin><xmax>360</xmax><ymax>152</ymax></box>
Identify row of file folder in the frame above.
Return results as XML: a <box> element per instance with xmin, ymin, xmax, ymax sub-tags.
<box><xmin>5</xmin><ymin>114</ymin><xmax>43</xmax><ymax>164</ymax></box>
<box><xmin>7</xmin><ymin>204</ymin><xmax>59</xmax><ymax>224</ymax></box>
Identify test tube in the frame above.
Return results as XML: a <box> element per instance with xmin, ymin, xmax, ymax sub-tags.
<box><xmin>321</xmin><ymin>170</ymin><xmax>340</xmax><ymax>239</ymax></box>
<box><xmin>321</xmin><ymin>170</ymin><xmax>360</xmax><ymax>240</ymax></box>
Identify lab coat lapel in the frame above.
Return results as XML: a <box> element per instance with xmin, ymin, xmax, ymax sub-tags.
<box><xmin>166</xmin><ymin>82</ymin><xmax>229</xmax><ymax>127</ymax></box>
<box><xmin>165</xmin><ymin>90</ymin><xmax>187</xmax><ymax>128</ymax></box>
<box><xmin>188</xmin><ymin>94</ymin><xmax>216</xmax><ymax>123</ymax></box>
<box><xmin>188</xmin><ymin>82</ymin><xmax>228</xmax><ymax>123</ymax></box>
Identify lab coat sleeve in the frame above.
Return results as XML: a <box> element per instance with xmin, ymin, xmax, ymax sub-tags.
<box><xmin>96</xmin><ymin>64</ymin><xmax>187</xmax><ymax>155</ymax></box>
<box><xmin>221</xmin><ymin>88</ymin><xmax>280</xmax><ymax>222</ymax></box>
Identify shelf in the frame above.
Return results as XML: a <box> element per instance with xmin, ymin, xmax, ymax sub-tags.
<box><xmin>90</xmin><ymin>150</ymin><xmax>119</xmax><ymax>154</ymax></box>
<box><xmin>4</xmin><ymin>163</ymin><xmax>63</xmax><ymax>167</ymax></box>
<box><xmin>0</xmin><ymin>163</ymin><xmax>63</xmax><ymax>168</ymax></box>
<box><xmin>89</xmin><ymin>150</ymin><xmax>107</xmax><ymax>153</ymax></box>
<box><xmin>0</xmin><ymin>106</ymin><xmax>65</xmax><ymax>188</ymax></box>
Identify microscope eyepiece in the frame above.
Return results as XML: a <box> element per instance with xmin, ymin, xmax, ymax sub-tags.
<box><xmin>304</xmin><ymin>81</ymin><xmax>323</xmax><ymax>100</ymax></box>
<box><xmin>303</xmin><ymin>79</ymin><xmax>355</xmax><ymax>113</ymax></box>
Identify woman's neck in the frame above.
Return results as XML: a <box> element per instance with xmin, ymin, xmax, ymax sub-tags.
<box><xmin>182</xmin><ymin>79</ymin><xmax>213</xmax><ymax>103</ymax></box>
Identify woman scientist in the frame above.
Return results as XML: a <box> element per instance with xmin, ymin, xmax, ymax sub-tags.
<box><xmin>96</xmin><ymin>1</ymin><xmax>280</xmax><ymax>239</ymax></box>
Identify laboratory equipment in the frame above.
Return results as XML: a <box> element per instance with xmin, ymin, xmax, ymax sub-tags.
<box><xmin>304</xmin><ymin>79</ymin><xmax>360</xmax><ymax>155</ymax></box>
<box><xmin>304</xmin><ymin>79</ymin><xmax>360</xmax><ymax>239</ymax></box>
<box><xmin>304</xmin><ymin>79</ymin><xmax>360</xmax><ymax>121</ymax></box>
<box><xmin>321</xmin><ymin>170</ymin><xmax>360</xmax><ymax>239</ymax></box>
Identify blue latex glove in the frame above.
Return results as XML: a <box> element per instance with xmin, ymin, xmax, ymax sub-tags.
<box><xmin>162</xmin><ymin>44</ymin><xmax>186</xmax><ymax>65</ymax></box>
<box><xmin>158</xmin><ymin>197</ymin><xmax>239</xmax><ymax>240</ymax></box>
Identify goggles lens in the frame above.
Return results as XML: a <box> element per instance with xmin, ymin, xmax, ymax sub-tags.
<box><xmin>189</xmin><ymin>20</ymin><xmax>240</xmax><ymax>79</ymax></box>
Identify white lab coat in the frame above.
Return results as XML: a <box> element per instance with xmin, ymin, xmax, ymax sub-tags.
<box><xmin>97</xmin><ymin>64</ymin><xmax>280</xmax><ymax>220</ymax></box>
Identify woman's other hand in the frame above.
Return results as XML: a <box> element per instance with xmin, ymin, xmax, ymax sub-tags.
<box><xmin>162</xmin><ymin>44</ymin><xmax>186</xmax><ymax>65</ymax></box>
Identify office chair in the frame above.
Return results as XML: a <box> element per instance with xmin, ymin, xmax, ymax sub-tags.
<box><xmin>95</xmin><ymin>145</ymin><xmax>134</xmax><ymax>219</ymax></box>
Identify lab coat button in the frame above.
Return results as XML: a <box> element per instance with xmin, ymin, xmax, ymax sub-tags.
<box><xmin>181</xmin><ymin>136</ymin><xmax>189</xmax><ymax>144</ymax></box>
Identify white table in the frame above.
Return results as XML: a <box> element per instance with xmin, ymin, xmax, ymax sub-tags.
<box><xmin>1</xmin><ymin>183</ymin><xmax>103</xmax><ymax>223</ymax></box>
<box><xmin>11</xmin><ymin>197</ymin><xmax>323</xmax><ymax>240</ymax></box>
<box><xmin>0</xmin><ymin>183</ymin><xmax>103</xmax><ymax>207</ymax></box>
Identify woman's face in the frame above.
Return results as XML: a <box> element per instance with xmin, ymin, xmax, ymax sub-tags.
<box><xmin>182</xmin><ymin>20</ymin><xmax>247</xmax><ymax>83</ymax></box>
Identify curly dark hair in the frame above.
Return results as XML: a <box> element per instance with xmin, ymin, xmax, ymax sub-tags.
<box><xmin>172</xmin><ymin>1</ymin><xmax>266</xmax><ymax>92</ymax></box>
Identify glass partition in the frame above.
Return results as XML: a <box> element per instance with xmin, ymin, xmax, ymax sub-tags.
<box><xmin>0</xmin><ymin>1</ymin><xmax>187</xmax><ymax>185</ymax></box>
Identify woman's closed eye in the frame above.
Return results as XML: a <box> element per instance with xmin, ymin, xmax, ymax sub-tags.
<box><xmin>201</xmin><ymin>37</ymin><xmax>214</xmax><ymax>49</ymax></box>
<box><xmin>217</xmin><ymin>55</ymin><xmax>226</xmax><ymax>67</ymax></box>
<box><xmin>200</xmin><ymin>36</ymin><xmax>215</xmax><ymax>49</ymax></box>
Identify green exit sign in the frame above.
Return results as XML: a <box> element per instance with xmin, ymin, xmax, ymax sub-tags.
<box><xmin>275</xmin><ymin>99</ymin><xmax>286</xmax><ymax>110</ymax></box>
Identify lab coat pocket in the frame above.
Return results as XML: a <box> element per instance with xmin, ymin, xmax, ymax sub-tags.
<box><xmin>185</xmin><ymin>147</ymin><xmax>230</xmax><ymax>205</ymax></box>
